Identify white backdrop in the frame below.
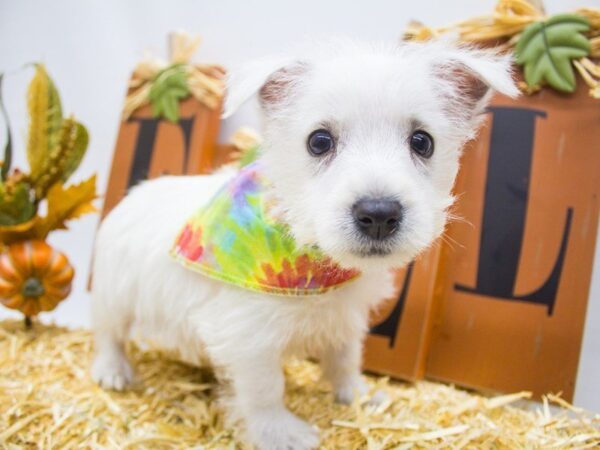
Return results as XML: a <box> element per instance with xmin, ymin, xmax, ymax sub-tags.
<box><xmin>1</xmin><ymin>0</ymin><xmax>599</xmax><ymax>410</ymax></box>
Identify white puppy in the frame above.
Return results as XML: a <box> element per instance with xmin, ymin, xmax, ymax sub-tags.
<box><xmin>91</xmin><ymin>40</ymin><xmax>517</xmax><ymax>450</ymax></box>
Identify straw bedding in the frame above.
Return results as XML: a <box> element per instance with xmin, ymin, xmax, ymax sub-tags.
<box><xmin>1</xmin><ymin>320</ymin><xmax>599</xmax><ymax>449</ymax></box>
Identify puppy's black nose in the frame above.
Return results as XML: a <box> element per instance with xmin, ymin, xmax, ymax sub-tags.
<box><xmin>352</xmin><ymin>199</ymin><xmax>402</xmax><ymax>240</ymax></box>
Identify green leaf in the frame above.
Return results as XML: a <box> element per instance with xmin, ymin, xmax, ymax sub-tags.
<box><xmin>61</xmin><ymin>122</ymin><xmax>89</xmax><ymax>182</ymax></box>
<box><xmin>516</xmin><ymin>14</ymin><xmax>591</xmax><ymax>93</ymax></box>
<box><xmin>27</xmin><ymin>64</ymin><xmax>63</xmax><ymax>179</ymax></box>
<box><xmin>0</xmin><ymin>73</ymin><xmax>12</xmax><ymax>181</ymax></box>
<box><xmin>0</xmin><ymin>181</ymin><xmax>36</xmax><ymax>226</ymax></box>
<box><xmin>148</xmin><ymin>64</ymin><xmax>190</xmax><ymax>122</ymax></box>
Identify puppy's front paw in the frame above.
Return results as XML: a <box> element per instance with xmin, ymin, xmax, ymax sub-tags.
<box><xmin>368</xmin><ymin>389</ymin><xmax>389</xmax><ymax>407</ymax></box>
<box><xmin>246</xmin><ymin>409</ymin><xmax>319</xmax><ymax>450</ymax></box>
<box><xmin>335</xmin><ymin>378</ymin><xmax>368</xmax><ymax>405</ymax></box>
<box><xmin>335</xmin><ymin>379</ymin><xmax>388</xmax><ymax>407</ymax></box>
<box><xmin>91</xmin><ymin>351</ymin><xmax>134</xmax><ymax>391</ymax></box>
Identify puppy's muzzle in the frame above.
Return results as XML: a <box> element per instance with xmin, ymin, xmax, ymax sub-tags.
<box><xmin>352</xmin><ymin>198</ymin><xmax>403</xmax><ymax>240</ymax></box>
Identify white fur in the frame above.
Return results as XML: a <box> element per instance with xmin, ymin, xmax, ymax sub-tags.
<box><xmin>92</xmin><ymin>39</ymin><xmax>517</xmax><ymax>449</ymax></box>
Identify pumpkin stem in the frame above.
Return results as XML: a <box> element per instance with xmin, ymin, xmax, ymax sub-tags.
<box><xmin>24</xmin><ymin>315</ymin><xmax>32</xmax><ymax>329</ymax></box>
<box><xmin>21</xmin><ymin>277</ymin><xmax>45</xmax><ymax>298</ymax></box>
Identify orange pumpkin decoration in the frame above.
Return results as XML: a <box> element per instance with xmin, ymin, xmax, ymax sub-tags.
<box><xmin>0</xmin><ymin>240</ymin><xmax>74</xmax><ymax>317</ymax></box>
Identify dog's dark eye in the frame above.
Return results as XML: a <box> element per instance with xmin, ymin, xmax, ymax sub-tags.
<box><xmin>409</xmin><ymin>130</ymin><xmax>434</xmax><ymax>159</ymax></box>
<box><xmin>307</xmin><ymin>129</ymin><xmax>334</xmax><ymax>156</ymax></box>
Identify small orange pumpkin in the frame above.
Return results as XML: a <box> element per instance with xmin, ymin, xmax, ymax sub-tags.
<box><xmin>0</xmin><ymin>240</ymin><xmax>74</xmax><ymax>317</ymax></box>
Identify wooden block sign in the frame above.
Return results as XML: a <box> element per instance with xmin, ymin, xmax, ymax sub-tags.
<box><xmin>101</xmin><ymin>96</ymin><xmax>222</xmax><ymax>218</ymax></box>
<box><xmin>364</xmin><ymin>247</ymin><xmax>441</xmax><ymax>380</ymax></box>
<box><xmin>425</xmin><ymin>84</ymin><xmax>600</xmax><ymax>400</ymax></box>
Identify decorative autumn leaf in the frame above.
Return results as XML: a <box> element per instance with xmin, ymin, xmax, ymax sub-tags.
<box><xmin>0</xmin><ymin>216</ymin><xmax>37</xmax><ymax>247</ymax></box>
<box><xmin>0</xmin><ymin>73</ymin><xmax>12</xmax><ymax>181</ymax></box>
<box><xmin>32</xmin><ymin>175</ymin><xmax>97</xmax><ymax>239</ymax></box>
<box><xmin>0</xmin><ymin>181</ymin><xmax>36</xmax><ymax>226</ymax></box>
<box><xmin>0</xmin><ymin>65</ymin><xmax>95</xmax><ymax>245</ymax></box>
<box><xmin>148</xmin><ymin>64</ymin><xmax>190</xmax><ymax>122</ymax></box>
<box><xmin>515</xmin><ymin>14</ymin><xmax>591</xmax><ymax>93</ymax></box>
<box><xmin>61</xmin><ymin>122</ymin><xmax>89</xmax><ymax>182</ymax></box>
<box><xmin>27</xmin><ymin>64</ymin><xmax>63</xmax><ymax>179</ymax></box>
<box><xmin>32</xmin><ymin>117</ymin><xmax>89</xmax><ymax>200</ymax></box>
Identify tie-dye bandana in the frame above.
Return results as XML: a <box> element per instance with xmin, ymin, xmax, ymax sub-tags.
<box><xmin>170</xmin><ymin>163</ymin><xmax>361</xmax><ymax>296</ymax></box>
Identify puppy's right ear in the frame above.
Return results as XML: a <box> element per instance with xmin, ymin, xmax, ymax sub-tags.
<box><xmin>222</xmin><ymin>57</ymin><xmax>308</xmax><ymax>118</ymax></box>
<box><xmin>433</xmin><ymin>45</ymin><xmax>519</xmax><ymax>118</ymax></box>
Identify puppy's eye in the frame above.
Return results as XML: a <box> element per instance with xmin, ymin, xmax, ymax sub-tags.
<box><xmin>409</xmin><ymin>130</ymin><xmax>434</xmax><ymax>159</ymax></box>
<box><xmin>307</xmin><ymin>129</ymin><xmax>334</xmax><ymax>156</ymax></box>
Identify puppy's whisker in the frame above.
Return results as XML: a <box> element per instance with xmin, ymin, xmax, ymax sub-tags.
<box><xmin>445</xmin><ymin>212</ymin><xmax>473</xmax><ymax>228</ymax></box>
<box><xmin>444</xmin><ymin>193</ymin><xmax>474</xmax><ymax>229</ymax></box>
<box><xmin>439</xmin><ymin>232</ymin><xmax>465</xmax><ymax>251</ymax></box>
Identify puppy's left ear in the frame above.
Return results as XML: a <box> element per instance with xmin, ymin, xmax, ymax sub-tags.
<box><xmin>222</xmin><ymin>56</ymin><xmax>307</xmax><ymax>118</ymax></box>
<box><xmin>435</xmin><ymin>46</ymin><xmax>519</xmax><ymax>117</ymax></box>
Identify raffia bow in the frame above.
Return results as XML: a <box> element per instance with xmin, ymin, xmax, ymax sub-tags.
<box><xmin>404</xmin><ymin>0</ymin><xmax>600</xmax><ymax>98</ymax></box>
<box><xmin>122</xmin><ymin>32</ymin><xmax>226</xmax><ymax>121</ymax></box>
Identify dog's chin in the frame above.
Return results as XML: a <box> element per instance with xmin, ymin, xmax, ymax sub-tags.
<box><xmin>352</xmin><ymin>245</ymin><xmax>393</xmax><ymax>258</ymax></box>
<box><xmin>319</xmin><ymin>239</ymin><xmax>417</xmax><ymax>272</ymax></box>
